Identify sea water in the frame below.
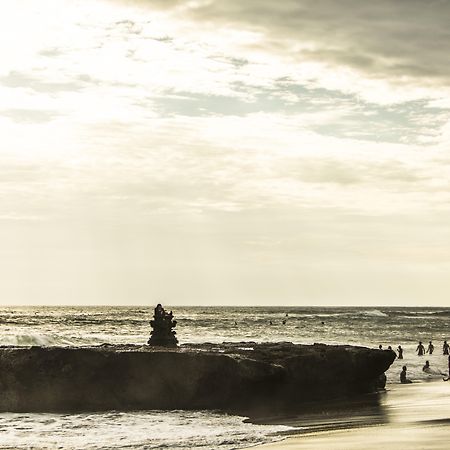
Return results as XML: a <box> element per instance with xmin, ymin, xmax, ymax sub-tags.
<box><xmin>0</xmin><ymin>306</ymin><xmax>449</xmax><ymax>449</ymax></box>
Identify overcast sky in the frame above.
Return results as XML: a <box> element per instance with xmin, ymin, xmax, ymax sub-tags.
<box><xmin>1</xmin><ymin>0</ymin><xmax>450</xmax><ymax>306</ymax></box>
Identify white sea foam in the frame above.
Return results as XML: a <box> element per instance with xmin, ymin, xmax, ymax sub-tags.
<box><xmin>361</xmin><ymin>309</ymin><xmax>388</xmax><ymax>317</ymax></box>
<box><xmin>0</xmin><ymin>334</ymin><xmax>75</xmax><ymax>347</ymax></box>
<box><xmin>0</xmin><ymin>411</ymin><xmax>290</xmax><ymax>450</ymax></box>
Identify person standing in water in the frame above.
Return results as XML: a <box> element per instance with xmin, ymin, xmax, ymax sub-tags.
<box><xmin>443</xmin><ymin>340</ymin><xmax>449</xmax><ymax>355</ymax></box>
<box><xmin>400</xmin><ymin>366</ymin><xmax>412</xmax><ymax>384</ymax></box>
<box><xmin>427</xmin><ymin>341</ymin><xmax>434</xmax><ymax>355</ymax></box>
<box><xmin>397</xmin><ymin>345</ymin><xmax>403</xmax><ymax>359</ymax></box>
<box><xmin>416</xmin><ymin>341</ymin><xmax>425</xmax><ymax>356</ymax></box>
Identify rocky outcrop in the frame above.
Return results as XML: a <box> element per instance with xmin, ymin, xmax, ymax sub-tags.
<box><xmin>0</xmin><ymin>342</ymin><xmax>395</xmax><ymax>414</ymax></box>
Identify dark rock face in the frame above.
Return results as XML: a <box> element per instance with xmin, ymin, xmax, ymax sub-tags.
<box><xmin>0</xmin><ymin>343</ymin><xmax>395</xmax><ymax>414</ymax></box>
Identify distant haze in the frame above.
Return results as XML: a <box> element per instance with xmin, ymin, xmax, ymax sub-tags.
<box><xmin>1</xmin><ymin>0</ymin><xmax>450</xmax><ymax>306</ymax></box>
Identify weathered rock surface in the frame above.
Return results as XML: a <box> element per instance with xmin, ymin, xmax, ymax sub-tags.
<box><xmin>0</xmin><ymin>342</ymin><xmax>395</xmax><ymax>414</ymax></box>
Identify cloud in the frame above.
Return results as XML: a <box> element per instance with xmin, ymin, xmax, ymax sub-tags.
<box><xmin>1</xmin><ymin>108</ymin><xmax>60</xmax><ymax>124</ymax></box>
<box><xmin>112</xmin><ymin>0</ymin><xmax>450</xmax><ymax>107</ymax></box>
<box><xmin>0</xmin><ymin>71</ymin><xmax>84</xmax><ymax>93</ymax></box>
<box><xmin>289</xmin><ymin>158</ymin><xmax>427</xmax><ymax>188</ymax></box>
<box><xmin>182</xmin><ymin>0</ymin><xmax>450</xmax><ymax>85</ymax></box>
<box><xmin>39</xmin><ymin>47</ymin><xmax>65</xmax><ymax>57</ymax></box>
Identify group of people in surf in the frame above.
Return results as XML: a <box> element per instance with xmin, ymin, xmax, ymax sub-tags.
<box><xmin>398</xmin><ymin>340</ymin><xmax>450</xmax><ymax>384</ymax></box>
<box><xmin>377</xmin><ymin>340</ymin><xmax>449</xmax><ymax>383</ymax></box>
<box><xmin>379</xmin><ymin>340</ymin><xmax>449</xmax><ymax>359</ymax></box>
<box><xmin>378</xmin><ymin>344</ymin><xmax>405</xmax><ymax>358</ymax></box>
<box><xmin>415</xmin><ymin>340</ymin><xmax>449</xmax><ymax>356</ymax></box>
<box><xmin>401</xmin><ymin>357</ymin><xmax>450</xmax><ymax>383</ymax></box>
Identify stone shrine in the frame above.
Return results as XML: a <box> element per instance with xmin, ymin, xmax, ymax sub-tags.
<box><xmin>147</xmin><ymin>303</ymin><xmax>178</xmax><ymax>347</ymax></box>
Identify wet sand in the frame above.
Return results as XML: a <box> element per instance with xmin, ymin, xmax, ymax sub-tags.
<box><xmin>248</xmin><ymin>380</ymin><xmax>450</xmax><ymax>449</ymax></box>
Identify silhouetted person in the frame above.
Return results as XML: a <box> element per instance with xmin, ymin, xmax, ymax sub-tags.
<box><xmin>397</xmin><ymin>345</ymin><xmax>403</xmax><ymax>359</ymax></box>
<box><xmin>379</xmin><ymin>344</ymin><xmax>383</xmax><ymax>350</ymax></box>
<box><xmin>154</xmin><ymin>303</ymin><xmax>164</xmax><ymax>319</ymax></box>
<box><xmin>282</xmin><ymin>319</ymin><xmax>286</xmax><ymax>325</ymax></box>
<box><xmin>416</xmin><ymin>341</ymin><xmax>425</xmax><ymax>356</ymax></box>
<box><xmin>387</xmin><ymin>345</ymin><xmax>396</xmax><ymax>358</ymax></box>
<box><xmin>269</xmin><ymin>320</ymin><xmax>273</xmax><ymax>325</ymax></box>
<box><xmin>400</xmin><ymin>366</ymin><xmax>412</xmax><ymax>384</ymax></box>
<box><xmin>443</xmin><ymin>340</ymin><xmax>449</xmax><ymax>355</ymax></box>
<box><xmin>427</xmin><ymin>341</ymin><xmax>434</xmax><ymax>355</ymax></box>
<box><xmin>423</xmin><ymin>360</ymin><xmax>445</xmax><ymax>377</ymax></box>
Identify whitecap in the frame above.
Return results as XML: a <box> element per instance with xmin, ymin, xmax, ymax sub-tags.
<box><xmin>0</xmin><ymin>334</ymin><xmax>75</xmax><ymax>347</ymax></box>
<box><xmin>361</xmin><ymin>309</ymin><xmax>388</xmax><ymax>317</ymax></box>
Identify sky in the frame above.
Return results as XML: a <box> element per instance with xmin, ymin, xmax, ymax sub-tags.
<box><xmin>1</xmin><ymin>0</ymin><xmax>450</xmax><ymax>306</ymax></box>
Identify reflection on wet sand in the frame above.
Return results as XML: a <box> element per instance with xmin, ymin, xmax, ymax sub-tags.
<box><xmin>249</xmin><ymin>391</ymin><xmax>388</xmax><ymax>433</ymax></box>
<box><xmin>249</xmin><ymin>380</ymin><xmax>450</xmax><ymax>449</ymax></box>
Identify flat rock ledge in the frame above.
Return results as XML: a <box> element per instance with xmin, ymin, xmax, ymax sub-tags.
<box><xmin>0</xmin><ymin>342</ymin><xmax>395</xmax><ymax>414</ymax></box>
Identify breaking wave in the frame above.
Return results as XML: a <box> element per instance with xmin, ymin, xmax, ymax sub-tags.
<box><xmin>0</xmin><ymin>410</ymin><xmax>290</xmax><ymax>450</ymax></box>
<box><xmin>360</xmin><ymin>309</ymin><xmax>388</xmax><ymax>317</ymax></box>
<box><xmin>0</xmin><ymin>334</ymin><xmax>75</xmax><ymax>347</ymax></box>
<box><xmin>430</xmin><ymin>310</ymin><xmax>450</xmax><ymax>317</ymax></box>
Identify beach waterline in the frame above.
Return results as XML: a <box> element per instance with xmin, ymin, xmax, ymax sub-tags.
<box><xmin>248</xmin><ymin>380</ymin><xmax>450</xmax><ymax>449</ymax></box>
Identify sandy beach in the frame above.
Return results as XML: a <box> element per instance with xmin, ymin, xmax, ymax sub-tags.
<box><xmin>248</xmin><ymin>380</ymin><xmax>450</xmax><ymax>449</ymax></box>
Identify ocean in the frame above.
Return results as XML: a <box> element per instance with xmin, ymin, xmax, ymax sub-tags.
<box><xmin>0</xmin><ymin>306</ymin><xmax>449</xmax><ymax>449</ymax></box>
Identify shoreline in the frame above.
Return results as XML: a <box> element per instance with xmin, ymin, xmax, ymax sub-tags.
<box><xmin>246</xmin><ymin>379</ymin><xmax>450</xmax><ymax>449</ymax></box>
